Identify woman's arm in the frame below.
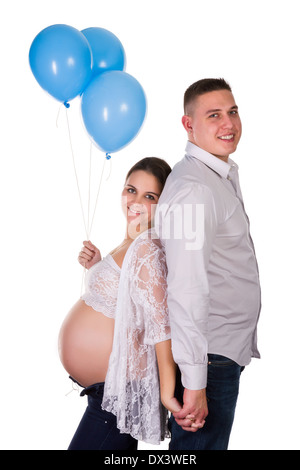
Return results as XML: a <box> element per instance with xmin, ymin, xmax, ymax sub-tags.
<box><xmin>155</xmin><ymin>339</ymin><xmax>181</xmax><ymax>414</ymax></box>
<box><xmin>133</xmin><ymin>238</ymin><xmax>181</xmax><ymax>413</ymax></box>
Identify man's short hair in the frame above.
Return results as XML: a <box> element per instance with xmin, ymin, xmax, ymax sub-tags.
<box><xmin>184</xmin><ymin>78</ymin><xmax>232</xmax><ymax>114</ymax></box>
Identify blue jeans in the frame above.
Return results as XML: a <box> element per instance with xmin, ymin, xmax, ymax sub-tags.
<box><xmin>169</xmin><ymin>354</ymin><xmax>244</xmax><ymax>450</ymax></box>
<box><xmin>68</xmin><ymin>382</ymin><xmax>138</xmax><ymax>450</ymax></box>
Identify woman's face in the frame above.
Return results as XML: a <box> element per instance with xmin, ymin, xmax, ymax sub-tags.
<box><xmin>121</xmin><ymin>170</ymin><xmax>161</xmax><ymax>237</ymax></box>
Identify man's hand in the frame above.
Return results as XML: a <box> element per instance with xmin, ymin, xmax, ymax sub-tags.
<box><xmin>172</xmin><ymin>388</ymin><xmax>208</xmax><ymax>432</ymax></box>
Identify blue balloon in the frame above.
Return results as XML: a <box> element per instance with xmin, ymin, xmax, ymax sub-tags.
<box><xmin>81</xmin><ymin>71</ymin><xmax>147</xmax><ymax>153</ymax></box>
<box><xmin>29</xmin><ymin>24</ymin><xmax>92</xmax><ymax>105</ymax></box>
<box><xmin>81</xmin><ymin>27</ymin><xmax>126</xmax><ymax>79</ymax></box>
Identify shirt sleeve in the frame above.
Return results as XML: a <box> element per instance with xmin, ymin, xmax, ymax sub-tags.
<box><xmin>130</xmin><ymin>239</ymin><xmax>171</xmax><ymax>346</ymax></box>
<box><xmin>155</xmin><ymin>182</ymin><xmax>217</xmax><ymax>390</ymax></box>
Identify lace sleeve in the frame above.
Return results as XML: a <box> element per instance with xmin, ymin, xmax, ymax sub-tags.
<box><xmin>130</xmin><ymin>238</ymin><xmax>171</xmax><ymax>345</ymax></box>
<box><xmin>102</xmin><ymin>232</ymin><xmax>170</xmax><ymax>445</ymax></box>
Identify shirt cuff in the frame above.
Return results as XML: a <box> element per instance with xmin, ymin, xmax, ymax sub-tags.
<box><xmin>179</xmin><ymin>363</ymin><xmax>208</xmax><ymax>390</ymax></box>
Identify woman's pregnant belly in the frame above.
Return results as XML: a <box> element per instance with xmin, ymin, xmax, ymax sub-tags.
<box><xmin>58</xmin><ymin>300</ymin><xmax>114</xmax><ymax>387</ymax></box>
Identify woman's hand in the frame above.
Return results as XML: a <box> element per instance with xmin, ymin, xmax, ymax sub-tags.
<box><xmin>161</xmin><ymin>394</ymin><xmax>182</xmax><ymax>415</ymax></box>
<box><xmin>78</xmin><ymin>241</ymin><xmax>101</xmax><ymax>269</ymax></box>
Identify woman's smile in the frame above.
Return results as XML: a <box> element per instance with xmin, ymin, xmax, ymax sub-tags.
<box><xmin>127</xmin><ymin>204</ymin><xmax>147</xmax><ymax>216</ymax></box>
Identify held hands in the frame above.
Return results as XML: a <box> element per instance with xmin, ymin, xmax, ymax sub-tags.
<box><xmin>78</xmin><ymin>241</ymin><xmax>101</xmax><ymax>269</ymax></box>
<box><xmin>172</xmin><ymin>388</ymin><xmax>208</xmax><ymax>432</ymax></box>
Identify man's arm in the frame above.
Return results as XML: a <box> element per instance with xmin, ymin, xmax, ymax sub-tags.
<box><xmin>156</xmin><ymin>182</ymin><xmax>216</xmax><ymax>427</ymax></box>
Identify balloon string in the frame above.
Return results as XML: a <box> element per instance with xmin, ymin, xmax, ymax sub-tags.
<box><xmin>65</xmin><ymin>380</ymin><xmax>79</xmax><ymax>397</ymax></box>
<box><xmin>80</xmin><ymin>146</ymin><xmax>107</xmax><ymax>296</ymax></box>
<box><xmin>87</xmin><ymin>143</ymin><xmax>92</xmax><ymax>237</ymax></box>
<box><xmin>64</xmin><ymin>107</ymin><xmax>89</xmax><ymax>238</ymax></box>
<box><xmin>88</xmin><ymin>147</ymin><xmax>107</xmax><ymax>239</ymax></box>
<box><xmin>56</xmin><ymin>103</ymin><xmax>64</xmax><ymax>128</ymax></box>
<box><xmin>106</xmin><ymin>153</ymin><xmax>112</xmax><ymax>181</ymax></box>
<box><xmin>56</xmin><ymin>105</ymin><xmax>112</xmax><ymax>293</ymax></box>
<box><xmin>81</xmin><ymin>265</ymin><xmax>86</xmax><ymax>296</ymax></box>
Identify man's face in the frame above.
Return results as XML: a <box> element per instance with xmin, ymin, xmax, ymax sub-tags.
<box><xmin>182</xmin><ymin>90</ymin><xmax>242</xmax><ymax>161</ymax></box>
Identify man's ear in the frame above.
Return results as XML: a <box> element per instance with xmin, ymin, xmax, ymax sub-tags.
<box><xmin>182</xmin><ymin>115</ymin><xmax>193</xmax><ymax>134</ymax></box>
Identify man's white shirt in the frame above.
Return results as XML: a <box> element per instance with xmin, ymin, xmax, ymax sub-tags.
<box><xmin>155</xmin><ymin>141</ymin><xmax>261</xmax><ymax>390</ymax></box>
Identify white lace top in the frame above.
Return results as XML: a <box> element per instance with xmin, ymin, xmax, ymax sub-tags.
<box><xmin>81</xmin><ymin>255</ymin><xmax>120</xmax><ymax>318</ymax></box>
<box><xmin>102</xmin><ymin>228</ymin><xmax>171</xmax><ymax>445</ymax></box>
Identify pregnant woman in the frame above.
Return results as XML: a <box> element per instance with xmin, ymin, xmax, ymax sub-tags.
<box><xmin>58</xmin><ymin>157</ymin><xmax>182</xmax><ymax>449</ymax></box>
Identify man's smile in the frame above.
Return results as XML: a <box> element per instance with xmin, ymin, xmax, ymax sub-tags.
<box><xmin>218</xmin><ymin>134</ymin><xmax>234</xmax><ymax>141</ymax></box>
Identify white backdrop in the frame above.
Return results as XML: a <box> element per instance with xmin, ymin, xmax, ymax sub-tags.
<box><xmin>1</xmin><ymin>0</ymin><xmax>299</xmax><ymax>450</ymax></box>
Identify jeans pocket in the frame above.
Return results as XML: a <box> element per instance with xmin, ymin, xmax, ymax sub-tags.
<box><xmin>207</xmin><ymin>354</ymin><xmax>236</xmax><ymax>367</ymax></box>
<box><xmin>207</xmin><ymin>354</ymin><xmax>243</xmax><ymax>384</ymax></box>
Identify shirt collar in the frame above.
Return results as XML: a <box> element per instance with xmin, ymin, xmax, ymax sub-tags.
<box><xmin>185</xmin><ymin>141</ymin><xmax>238</xmax><ymax>180</ymax></box>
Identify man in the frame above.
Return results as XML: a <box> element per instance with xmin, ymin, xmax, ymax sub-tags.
<box><xmin>155</xmin><ymin>78</ymin><xmax>261</xmax><ymax>450</ymax></box>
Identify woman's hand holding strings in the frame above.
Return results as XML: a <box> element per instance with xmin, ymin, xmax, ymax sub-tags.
<box><xmin>78</xmin><ymin>241</ymin><xmax>101</xmax><ymax>269</ymax></box>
